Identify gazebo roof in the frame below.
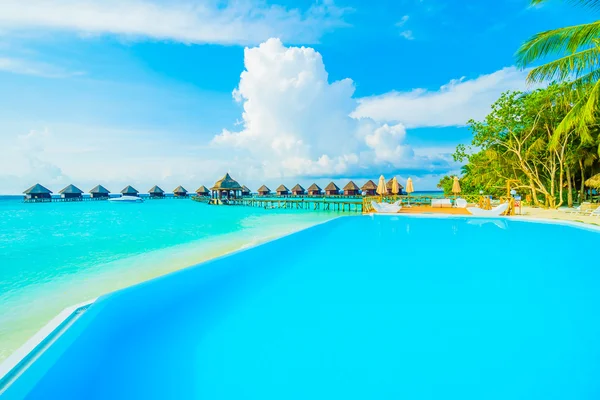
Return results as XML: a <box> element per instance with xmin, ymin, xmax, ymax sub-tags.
<box><xmin>386</xmin><ymin>178</ymin><xmax>404</xmax><ymax>190</ymax></box>
<box><xmin>121</xmin><ymin>185</ymin><xmax>139</xmax><ymax>194</ymax></box>
<box><xmin>291</xmin><ymin>184</ymin><xmax>305</xmax><ymax>192</ymax></box>
<box><xmin>242</xmin><ymin>185</ymin><xmax>251</xmax><ymax>193</ymax></box>
<box><xmin>276</xmin><ymin>184</ymin><xmax>289</xmax><ymax>192</ymax></box>
<box><xmin>23</xmin><ymin>183</ymin><xmax>52</xmax><ymax>195</ymax></box>
<box><xmin>325</xmin><ymin>182</ymin><xmax>340</xmax><ymax>191</ymax></box>
<box><xmin>148</xmin><ymin>185</ymin><xmax>164</xmax><ymax>194</ymax></box>
<box><xmin>343</xmin><ymin>181</ymin><xmax>360</xmax><ymax>191</ymax></box>
<box><xmin>211</xmin><ymin>173</ymin><xmax>243</xmax><ymax>191</ymax></box>
<box><xmin>196</xmin><ymin>185</ymin><xmax>209</xmax><ymax>193</ymax></box>
<box><xmin>173</xmin><ymin>186</ymin><xmax>187</xmax><ymax>193</ymax></box>
<box><xmin>361</xmin><ymin>180</ymin><xmax>377</xmax><ymax>190</ymax></box>
<box><xmin>58</xmin><ymin>184</ymin><xmax>83</xmax><ymax>194</ymax></box>
<box><xmin>307</xmin><ymin>183</ymin><xmax>321</xmax><ymax>191</ymax></box>
<box><xmin>257</xmin><ymin>185</ymin><xmax>271</xmax><ymax>192</ymax></box>
<box><xmin>89</xmin><ymin>185</ymin><xmax>110</xmax><ymax>194</ymax></box>
<box><xmin>585</xmin><ymin>173</ymin><xmax>600</xmax><ymax>188</ymax></box>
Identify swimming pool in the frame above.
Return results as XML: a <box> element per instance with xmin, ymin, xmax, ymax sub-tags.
<box><xmin>2</xmin><ymin>216</ymin><xmax>600</xmax><ymax>399</ymax></box>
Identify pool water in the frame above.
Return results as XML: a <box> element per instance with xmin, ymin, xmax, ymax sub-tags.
<box><xmin>3</xmin><ymin>216</ymin><xmax>600</xmax><ymax>399</ymax></box>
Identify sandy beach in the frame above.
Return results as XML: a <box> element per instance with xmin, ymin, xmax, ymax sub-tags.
<box><xmin>518</xmin><ymin>206</ymin><xmax>600</xmax><ymax>227</ymax></box>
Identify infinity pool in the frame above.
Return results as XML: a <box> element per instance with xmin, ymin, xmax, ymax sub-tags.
<box><xmin>2</xmin><ymin>216</ymin><xmax>600</xmax><ymax>399</ymax></box>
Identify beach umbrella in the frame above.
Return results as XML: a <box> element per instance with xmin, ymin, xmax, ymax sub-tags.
<box><xmin>585</xmin><ymin>173</ymin><xmax>600</xmax><ymax>189</ymax></box>
<box><xmin>376</xmin><ymin>175</ymin><xmax>386</xmax><ymax>198</ymax></box>
<box><xmin>391</xmin><ymin>177</ymin><xmax>400</xmax><ymax>195</ymax></box>
<box><xmin>452</xmin><ymin>176</ymin><xmax>461</xmax><ymax>199</ymax></box>
<box><xmin>406</xmin><ymin>178</ymin><xmax>414</xmax><ymax>207</ymax></box>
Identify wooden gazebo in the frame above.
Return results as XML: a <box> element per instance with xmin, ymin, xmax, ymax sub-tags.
<box><xmin>276</xmin><ymin>185</ymin><xmax>289</xmax><ymax>196</ymax></box>
<box><xmin>386</xmin><ymin>178</ymin><xmax>404</xmax><ymax>195</ymax></box>
<box><xmin>291</xmin><ymin>184</ymin><xmax>305</xmax><ymax>196</ymax></box>
<box><xmin>195</xmin><ymin>185</ymin><xmax>210</xmax><ymax>197</ymax></box>
<box><xmin>89</xmin><ymin>185</ymin><xmax>110</xmax><ymax>199</ymax></box>
<box><xmin>241</xmin><ymin>185</ymin><xmax>252</xmax><ymax>196</ymax></box>
<box><xmin>257</xmin><ymin>185</ymin><xmax>271</xmax><ymax>196</ymax></box>
<box><xmin>148</xmin><ymin>185</ymin><xmax>165</xmax><ymax>198</ymax></box>
<box><xmin>211</xmin><ymin>173</ymin><xmax>243</xmax><ymax>199</ymax></box>
<box><xmin>325</xmin><ymin>182</ymin><xmax>340</xmax><ymax>196</ymax></box>
<box><xmin>121</xmin><ymin>185</ymin><xmax>139</xmax><ymax>197</ymax></box>
<box><xmin>343</xmin><ymin>181</ymin><xmax>360</xmax><ymax>196</ymax></box>
<box><xmin>173</xmin><ymin>186</ymin><xmax>188</xmax><ymax>198</ymax></box>
<box><xmin>361</xmin><ymin>180</ymin><xmax>377</xmax><ymax>196</ymax></box>
<box><xmin>307</xmin><ymin>183</ymin><xmax>322</xmax><ymax>196</ymax></box>
<box><xmin>59</xmin><ymin>184</ymin><xmax>84</xmax><ymax>199</ymax></box>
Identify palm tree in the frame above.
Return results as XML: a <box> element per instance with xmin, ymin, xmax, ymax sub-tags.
<box><xmin>516</xmin><ymin>0</ymin><xmax>600</xmax><ymax>147</ymax></box>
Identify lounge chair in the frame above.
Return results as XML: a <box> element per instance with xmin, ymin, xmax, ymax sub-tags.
<box><xmin>582</xmin><ymin>206</ymin><xmax>600</xmax><ymax>217</ymax></box>
<box><xmin>565</xmin><ymin>206</ymin><xmax>583</xmax><ymax>214</ymax></box>
<box><xmin>431</xmin><ymin>199</ymin><xmax>452</xmax><ymax>208</ymax></box>
<box><xmin>466</xmin><ymin>203</ymin><xmax>509</xmax><ymax>216</ymax></box>
<box><xmin>455</xmin><ymin>198</ymin><xmax>468</xmax><ymax>208</ymax></box>
<box><xmin>370</xmin><ymin>201</ymin><xmax>402</xmax><ymax>214</ymax></box>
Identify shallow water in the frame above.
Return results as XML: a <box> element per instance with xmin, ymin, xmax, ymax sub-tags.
<box><xmin>0</xmin><ymin>197</ymin><xmax>335</xmax><ymax>361</ymax></box>
<box><xmin>4</xmin><ymin>215</ymin><xmax>600</xmax><ymax>399</ymax></box>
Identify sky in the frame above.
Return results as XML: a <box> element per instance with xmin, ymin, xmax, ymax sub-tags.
<box><xmin>0</xmin><ymin>0</ymin><xmax>595</xmax><ymax>194</ymax></box>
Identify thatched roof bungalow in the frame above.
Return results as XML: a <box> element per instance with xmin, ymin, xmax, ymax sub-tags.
<box><xmin>276</xmin><ymin>185</ymin><xmax>289</xmax><ymax>196</ymax></box>
<box><xmin>343</xmin><ymin>181</ymin><xmax>360</xmax><ymax>196</ymax></box>
<box><xmin>121</xmin><ymin>185</ymin><xmax>139</xmax><ymax>197</ymax></box>
<box><xmin>23</xmin><ymin>183</ymin><xmax>52</xmax><ymax>200</ymax></box>
<box><xmin>195</xmin><ymin>185</ymin><xmax>210</xmax><ymax>196</ymax></box>
<box><xmin>291</xmin><ymin>184</ymin><xmax>305</xmax><ymax>196</ymax></box>
<box><xmin>585</xmin><ymin>173</ymin><xmax>600</xmax><ymax>189</ymax></box>
<box><xmin>148</xmin><ymin>185</ymin><xmax>165</xmax><ymax>198</ymax></box>
<box><xmin>89</xmin><ymin>185</ymin><xmax>110</xmax><ymax>199</ymax></box>
<box><xmin>241</xmin><ymin>185</ymin><xmax>251</xmax><ymax>196</ymax></box>
<box><xmin>211</xmin><ymin>173</ymin><xmax>243</xmax><ymax>199</ymax></box>
<box><xmin>59</xmin><ymin>184</ymin><xmax>84</xmax><ymax>199</ymax></box>
<box><xmin>325</xmin><ymin>182</ymin><xmax>340</xmax><ymax>196</ymax></box>
<box><xmin>173</xmin><ymin>186</ymin><xmax>188</xmax><ymax>197</ymax></box>
<box><xmin>257</xmin><ymin>185</ymin><xmax>271</xmax><ymax>196</ymax></box>
<box><xmin>386</xmin><ymin>178</ymin><xmax>404</xmax><ymax>195</ymax></box>
<box><xmin>307</xmin><ymin>183</ymin><xmax>322</xmax><ymax>196</ymax></box>
<box><xmin>361</xmin><ymin>180</ymin><xmax>377</xmax><ymax>196</ymax></box>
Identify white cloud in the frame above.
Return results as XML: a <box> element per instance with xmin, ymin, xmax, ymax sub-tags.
<box><xmin>395</xmin><ymin>15</ymin><xmax>410</xmax><ymax>26</ymax></box>
<box><xmin>399</xmin><ymin>30</ymin><xmax>414</xmax><ymax>40</ymax></box>
<box><xmin>0</xmin><ymin>57</ymin><xmax>83</xmax><ymax>78</ymax></box>
<box><xmin>211</xmin><ymin>38</ymin><xmax>450</xmax><ymax>179</ymax></box>
<box><xmin>352</xmin><ymin>67</ymin><xmax>532</xmax><ymax>128</ymax></box>
<box><xmin>0</xmin><ymin>0</ymin><xmax>347</xmax><ymax>45</ymax></box>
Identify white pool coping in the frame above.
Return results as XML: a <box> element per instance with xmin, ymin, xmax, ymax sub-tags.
<box><xmin>0</xmin><ymin>298</ymin><xmax>97</xmax><ymax>394</ymax></box>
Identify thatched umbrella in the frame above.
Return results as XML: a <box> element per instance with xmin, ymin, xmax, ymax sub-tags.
<box><xmin>376</xmin><ymin>175</ymin><xmax>386</xmax><ymax>199</ymax></box>
<box><xmin>585</xmin><ymin>173</ymin><xmax>600</xmax><ymax>189</ymax></box>
<box><xmin>452</xmin><ymin>176</ymin><xmax>461</xmax><ymax>198</ymax></box>
<box><xmin>405</xmin><ymin>178</ymin><xmax>414</xmax><ymax>207</ymax></box>
<box><xmin>391</xmin><ymin>177</ymin><xmax>400</xmax><ymax>195</ymax></box>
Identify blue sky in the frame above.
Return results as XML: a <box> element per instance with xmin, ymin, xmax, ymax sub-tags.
<box><xmin>0</xmin><ymin>0</ymin><xmax>595</xmax><ymax>193</ymax></box>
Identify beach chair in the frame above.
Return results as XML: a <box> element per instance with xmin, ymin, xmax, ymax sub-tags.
<box><xmin>455</xmin><ymin>198</ymin><xmax>468</xmax><ymax>208</ymax></box>
<box><xmin>466</xmin><ymin>203</ymin><xmax>509</xmax><ymax>216</ymax></box>
<box><xmin>583</xmin><ymin>206</ymin><xmax>600</xmax><ymax>217</ymax></box>
<box><xmin>565</xmin><ymin>205</ymin><xmax>583</xmax><ymax>214</ymax></box>
<box><xmin>370</xmin><ymin>201</ymin><xmax>402</xmax><ymax>214</ymax></box>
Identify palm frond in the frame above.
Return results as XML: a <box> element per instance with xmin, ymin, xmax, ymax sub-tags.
<box><xmin>552</xmin><ymin>79</ymin><xmax>600</xmax><ymax>145</ymax></box>
<box><xmin>531</xmin><ymin>0</ymin><xmax>600</xmax><ymax>9</ymax></box>
<box><xmin>526</xmin><ymin>47</ymin><xmax>600</xmax><ymax>82</ymax></box>
<box><xmin>516</xmin><ymin>21</ymin><xmax>600</xmax><ymax>68</ymax></box>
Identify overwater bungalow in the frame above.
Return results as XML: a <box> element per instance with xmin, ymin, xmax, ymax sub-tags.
<box><xmin>291</xmin><ymin>184</ymin><xmax>305</xmax><ymax>196</ymax></box>
<box><xmin>361</xmin><ymin>180</ymin><xmax>377</xmax><ymax>196</ymax></box>
<box><xmin>325</xmin><ymin>182</ymin><xmax>340</xmax><ymax>196</ymax></box>
<box><xmin>195</xmin><ymin>185</ymin><xmax>210</xmax><ymax>197</ymax></box>
<box><xmin>23</xmin><ymin>183</ymin><xmax>52</xmax><ymax>200</ymax></box>
<box><xmin>173</xmin><ymin>186</ymin><xmax>188</xmax><ymax>198</ymax></box>
<box><xmin>241</xmin><ymin>185</ymin><xmax>251</xmax><ymax>196</ymax></box>
<box><xmin>343</xmin><ymin>181</ymin><xmax>360</xmax><ymax>196</ymax></box>
<box><xmin>386</xmin><ymin>178</ymin><xmax>404</xmax><ymax>195</ymax></box>
<box><xmin>89</xmin><ymin>185</ymin><xmax>110</xmax><ymax>199</ymax></box>
<box><xmin>257</xmin><ymin>185</ymin><xmax>271</xmax><ymax>196</ymax></box>
<box><xmin>121</xmin><ymin>185</ymin><xmax>139</xmax><ymax>197</ymax></box>
<box><xmin>307</xmin><ymin>183</ymin><xmax>322</xmax><ymax>196</ymax></box>
<box><xmin>211</xmin><ymin>173</ymin><xmax>243</xmax><ymax>199</ymax></box>
<box><xmin>148</xmin><ymin>186</ymin><xmax>165</xmax><ymax>198</ymax></box>
<box><xmin>59</xmin><ymin>184</ymin><xmax>84</xmax><ymax>199</ymax></box>
<box><xmin>276</xmin><ymin>185</ymin><xmax>289</xmax><ymax>196</ymax></box>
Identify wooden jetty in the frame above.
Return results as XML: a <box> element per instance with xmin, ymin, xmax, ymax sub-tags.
<box><xmin>229</xmin><ymin>197</ymin><xmax>363</xmax><ymax>212</ymax></box>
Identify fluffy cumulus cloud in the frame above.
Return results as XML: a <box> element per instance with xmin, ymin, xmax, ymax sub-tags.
<box><xmin>211</xmin><ymin>38</ymin><xmax>448</xmax><ymax>179</ymax></box>
<box><xmin>0</xmin><ymin>0</ymin><xmax>347</xmax><ymax>45</ymax></box>
<box><xmin>352</xmin><ymin>67</ymin><xmax>533</xmax><ymax>128</ymax></box>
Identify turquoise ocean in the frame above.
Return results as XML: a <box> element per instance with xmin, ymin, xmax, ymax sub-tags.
<box><xmin>0</xmin><ymin>196</ymin><xmax>340</xmax><ymax>362</ymax></box>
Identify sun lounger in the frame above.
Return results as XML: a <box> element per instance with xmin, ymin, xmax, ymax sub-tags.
<box><xmin>466</xmin><ymin>203</ymin><xmax>509</xmax><ymax>216</ymax></box>
<box><xmin>582</xmin><ymin>206</ymin><xmax>600</xmax><ymax>217</ymax></box>
<box><xmin>370</xmin><ymin>201</ymin><xmax>402</xmax><ymax>214</ymax></box>
<box><xmin>431</xmin><ymin>199</ymin><xmax>452</xmax><ymax>208</ymax></box>
<box><xmin>455</xmin><ymin>198</ymin><xmax>468</xmax><ymax>208</ymax></box>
